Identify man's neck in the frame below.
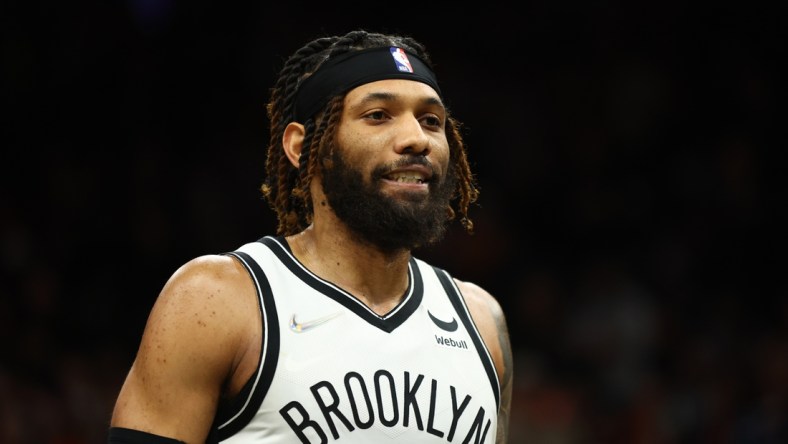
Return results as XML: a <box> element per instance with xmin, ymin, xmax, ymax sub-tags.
<box><xmin>285</xmin><ymin>223</ymin><xmax>412</xmax><ymax>316</ymax></box>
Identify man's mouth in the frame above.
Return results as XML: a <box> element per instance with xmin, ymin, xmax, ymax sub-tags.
<box><xmin>386</xmin><ymin>172</ymin><xmax>427</xmax><ymax>184</ymax></box>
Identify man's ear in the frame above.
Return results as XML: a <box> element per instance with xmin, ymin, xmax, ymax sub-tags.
<box><xmin>283</xmin><ymin>122</ymin><xmax>305</xmax><ymax>168</ymax></box>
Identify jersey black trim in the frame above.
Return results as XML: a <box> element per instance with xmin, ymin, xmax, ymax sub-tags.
<box><xmin>107</xmin><ymin>427</ymin><xmax>184</xmax><ymax>444</ymax></box>
<box><xmin>432</xmin><ymin>266</ymin><xmax>501</xmax><ymax>410</ymax></box>
<box><xmin>258</xmin><ymin>236</ymin><xmax>423</xmax><ymax>333</ymax></box>
<box><xmin>208</xmin><ymin>251</ymin><xmax>280</xmax><ymax>441</ymax></box>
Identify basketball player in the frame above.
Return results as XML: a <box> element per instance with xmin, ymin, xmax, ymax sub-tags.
<box><xmin>108</xmin><ymin>29</ymin><xmax>513</xmax><ymax>443</ymax></box>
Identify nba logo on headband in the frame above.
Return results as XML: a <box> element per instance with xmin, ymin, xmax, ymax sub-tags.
<box><xmin>390</xmin><ymin>47</ymin><xmax>414</xmax><ymax>73</ymax></box>
<box><xmin>293</xmin><ymin>46</ymin><xmax>441</xmax><ymax>122</ymax></box>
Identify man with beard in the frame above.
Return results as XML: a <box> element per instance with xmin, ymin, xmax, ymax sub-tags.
<box><xmin>108</xmin><ymin>30</ymin><xmax>513</xmax><ymax>444</ymax></box>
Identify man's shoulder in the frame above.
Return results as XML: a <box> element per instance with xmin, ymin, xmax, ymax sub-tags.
<box><xmin>453</xmin><ymin>278</ymin><xmax>496</xmax><ymax>305</ymax></box>
<box><xmin>156</xmin><ymin>253</ymin><xmax>256</xmax><ymax>314</ymax></box>
<box><xmin>174</xmin><ymin>253</ymin><xmax>247</xmax><ymax>284</ymax></box>
<box><xmin>410</xmin><ymin>257</ymin><xmax>499</xmax><ymax>307</ymax></box>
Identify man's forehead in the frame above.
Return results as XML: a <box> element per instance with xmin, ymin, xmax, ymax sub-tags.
<box><xmin>345</xmin><ymin>79</ymin><xmax>443</xmax><ymax>106</ymax></box>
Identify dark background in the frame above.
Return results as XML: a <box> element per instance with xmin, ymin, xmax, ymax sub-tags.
<box><xmin>2</xmin><ymin>1</ymin><xmax>785</xmax><ymax>443</ymax></box>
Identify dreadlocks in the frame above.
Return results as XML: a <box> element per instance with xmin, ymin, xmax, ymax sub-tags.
<box><xmin>261</xmin><ymin>29</ymin><xmax>479</xmax><ymax>237</ymax></box>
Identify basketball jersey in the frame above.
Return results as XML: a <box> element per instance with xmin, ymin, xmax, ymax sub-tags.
<box><xmin>208</xmin><ymin>236</ymin><xmax>500</xmax><ymax>443</ymax></box>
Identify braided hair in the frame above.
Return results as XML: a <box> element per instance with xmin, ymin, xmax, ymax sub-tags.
<box><xmin>262</xmin><ymin>29</ymin><xmax>479</xmax><ymax>237</ymax></box>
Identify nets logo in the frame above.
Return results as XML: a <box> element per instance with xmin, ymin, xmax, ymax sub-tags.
<box><xmin>390</xmin><ymin>47</ymin><xmax>414</xmax><ymax>73</ymax></box>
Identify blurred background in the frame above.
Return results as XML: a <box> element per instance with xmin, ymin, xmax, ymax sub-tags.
<box><xmin>1</xmin><ymin>1</ymin><xmax>785</xmax><ymax>443</ymax></box>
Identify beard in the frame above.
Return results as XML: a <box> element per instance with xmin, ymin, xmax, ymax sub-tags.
<box><xmin>320</xmin><ymin>149</ymin><xmax>457</xmax><ymax>253</ymax></box>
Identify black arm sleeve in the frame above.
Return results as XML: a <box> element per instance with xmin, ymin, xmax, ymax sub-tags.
<box><xmin>107</xmin><ymin>427</ymin><xmax>185</xmax><ymax>444</ymax></box>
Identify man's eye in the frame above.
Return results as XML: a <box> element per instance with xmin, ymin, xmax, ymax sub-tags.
<box><xmin>365</xmin><ymin>111</ymin><xmax>387</xmax><ymax>120</ymax></box>
<box><xmin>422</xmin><ymin>115</ymin><xmax>442</xmax><ymax>127</ymax></box>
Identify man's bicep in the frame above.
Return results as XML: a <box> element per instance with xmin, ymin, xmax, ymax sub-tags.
<box><xmin>111</xmin><ymin>312</ymin><xmax>222</xmax><ymax>441</ymax></box>
<box><xmin>110</xmin><ymin>258</ymin><xmax>243</xmax><ymax>442</ymax></box>
<box><xmin>111</xmin><ymin>333</ymin><xmax>220</xmax><ymax>441</ymax></box>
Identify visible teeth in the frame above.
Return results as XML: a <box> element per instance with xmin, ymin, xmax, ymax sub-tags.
<box><xmin>395</xmin><ymin>176</ymin><xmax>423</xmax><ymax>184</ymax></box>
<box><xmin>389</xmin><ymin>172</ymin><xmax>425</xmax><ymax>183</ymax></box>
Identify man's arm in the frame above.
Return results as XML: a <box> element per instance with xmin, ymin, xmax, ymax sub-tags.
<box><xmin>110</xmin><ymin>254</ymin><xmax>258</xmax><ymax>443</ymax></box>
<box><xmin>455</xmin><ymin>279</ymin><xmax>514</xmax><ymax>444</ymax></box>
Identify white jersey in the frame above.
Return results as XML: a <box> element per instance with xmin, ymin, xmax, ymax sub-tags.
<box><xmin>208</xmin><ymin>236</ymin><xmax>500</xmax><ymax>443</ymax></box>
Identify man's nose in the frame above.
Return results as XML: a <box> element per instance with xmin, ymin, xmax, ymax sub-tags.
<box><xmin>394</xmin><ymin>116</ymin><xmax>430</xmax><ymax>156</ymax></box>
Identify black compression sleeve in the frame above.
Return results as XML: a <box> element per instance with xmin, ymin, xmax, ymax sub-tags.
<box><xmin>107</xmin><ymin>427</ymin><xmax>185</xmax><ymax>444</ymax></box>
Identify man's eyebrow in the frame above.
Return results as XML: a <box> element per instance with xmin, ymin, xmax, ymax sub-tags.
<box><xmin>350</xmin><ymin>91</ymin><xmax>445</xmax><ymax>111</ymax></box>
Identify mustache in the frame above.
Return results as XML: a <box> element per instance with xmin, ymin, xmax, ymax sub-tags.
<box><xmin>372</xmin><ymin>156</ymin><xmax>436</xmax><ymax>179</ymax></box>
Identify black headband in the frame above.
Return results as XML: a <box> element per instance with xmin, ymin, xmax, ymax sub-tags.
<box><xmin>292</xmin><ymin>46</ymin><xmax>442</xmax><ymax>123</ymax></box>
